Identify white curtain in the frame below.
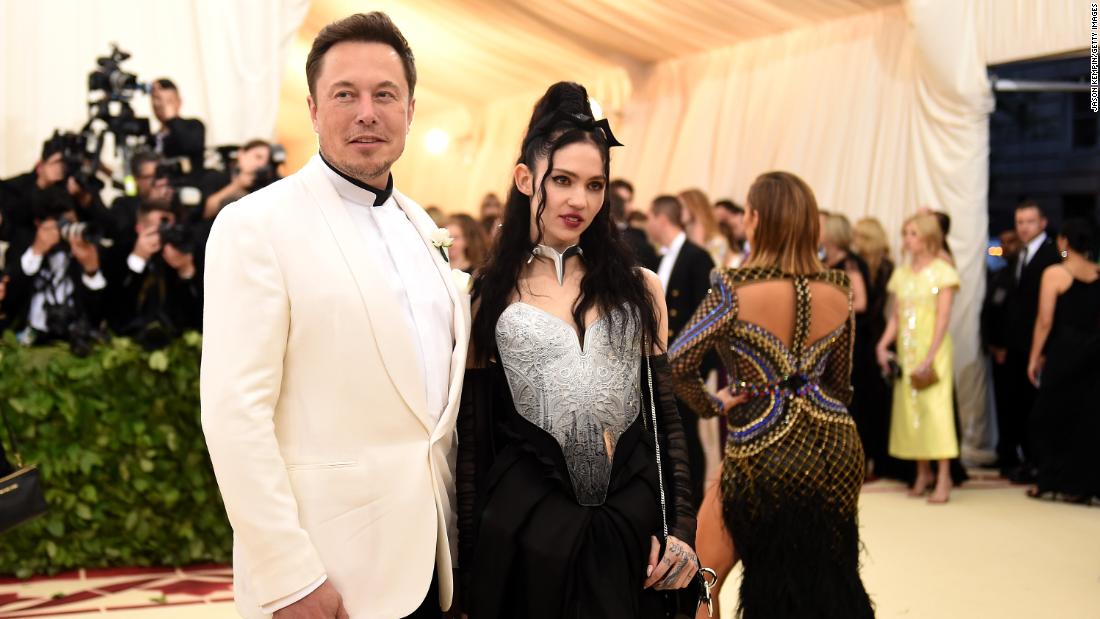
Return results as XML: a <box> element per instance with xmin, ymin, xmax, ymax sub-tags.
<box><xmin>0</xmin><ymin>0</ymin><xmax>308</xmax><ymax>178</ymax></box>
<box><xmin>393</xmin><ymin>0</ymin><xmax>1086</xmax><ymax>460</ymax></box>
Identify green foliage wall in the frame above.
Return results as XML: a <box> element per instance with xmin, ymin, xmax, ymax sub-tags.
<box><xmin>0</xmin><ymin>333</ymin><xmax>231</xmax><ymax>578</ymax></box>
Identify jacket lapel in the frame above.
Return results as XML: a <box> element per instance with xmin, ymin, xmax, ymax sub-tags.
<box><xmin>391</xmin><ymin>190</ymin><xmax>471</xmax><ymax>440</ymax></box>
<box><xmin>299</xmin><ymin>157</ymin><xmax>431</xmax><ymax>430</ymax></box>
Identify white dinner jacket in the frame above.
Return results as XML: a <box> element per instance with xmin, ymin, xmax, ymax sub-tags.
<box><xmin>200</xmin><ymin>155</ymin><xmax>471</xmax><ymax>618</ymax></box>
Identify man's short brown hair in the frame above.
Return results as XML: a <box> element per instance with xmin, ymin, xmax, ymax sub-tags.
<box><xmin>651</xmin><ymin>195</ymin><xmax>684</xmax><ymax>229</ymax></box>
<box><xmin>306</xmin><ymin>12</ymin><xmax>416</xmax><ymax>98</ymax></box>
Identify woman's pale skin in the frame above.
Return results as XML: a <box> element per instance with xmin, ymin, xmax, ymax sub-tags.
<box><xmin>875</xmin><ymin>222</ymin><xmax>955</xmax><ymax>503</ymax></box>
<box><xmin>503</xmin><ymin>140</ymin><xmax>699</xmax><ymax>591</ymax></box>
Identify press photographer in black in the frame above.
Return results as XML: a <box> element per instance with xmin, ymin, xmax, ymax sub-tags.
<box><xmin>108</xmin><ymin>149</ymin><xmax>175</xmax><ymax>249</ymax></box>
<box><xmin>1</xmin><ymin>133</ymin><xmax>114</xmax><ymax>249</ymax></box>
<box><xmin>151</xmin><ymin>79</ymin><xmax>205</xmax><ymax>177</ymax></box>
<box><xmin>104</xmin><ymin>201</ymin><xmax>202</xmax><ymax>349</ymax></box>
<box><xmin>198</xmin><ymin>139</ymin><xmax>274</xmax><ymax>221</ymax></box>
<box><xmin>5</xmin><ymin>186</ymin><xmax>108</xmax><ymax>352</ymax></box>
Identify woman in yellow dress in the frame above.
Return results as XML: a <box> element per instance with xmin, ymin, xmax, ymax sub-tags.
<box><xmin>875</xmin><ymin>213</ymin><xmax>960</xmax><ymax>503</ymax></box>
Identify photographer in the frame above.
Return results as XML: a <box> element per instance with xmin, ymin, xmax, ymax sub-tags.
<box><xmin>199</xmin><ymin>139</ymin><xmax>273</xmax><ymax>221</ymax></box>
<box><xmin>0</xmin><ymin>151</ymin><xmax>64</xmax><ymax>247</ymax></box>
<box><xmin>6</xmin><ymin>186</ymin><xmax>108</xmax><ymax>352</ymax></box>
<box><xmin>1</xmin><ymin>135</ymin><xmax>114</xmax><ymax>249</ymax></box>
<box><xmin>105</xmin><ymin>202</ymin><xmax>202</xmax><ymax>349</ymax></box>
<box><xmin>151</xmin><ymin>79</ymin><xmax>206</xmax><ymax>177</ymax></box>
<box><xmin>109</xmin><ymin>149</ymin><xmax>174</xmax><ymax>249</ymax></box>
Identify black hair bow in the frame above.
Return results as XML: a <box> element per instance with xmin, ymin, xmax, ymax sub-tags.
<box><xmin>526</xmin><ymin>110</ymin><xmax>624</xmax><ymax>149</ymax></box>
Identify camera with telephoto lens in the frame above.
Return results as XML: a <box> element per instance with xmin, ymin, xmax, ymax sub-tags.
<box><xmin>214</xmin><ymin>143</ymin><xmax>286</xmax><ymax>191</ymax></box>
<box><xmin>157</xmin><ymin>221</ymin><xmax>195</xmax><ymax>254</ymax></box>
<box><xmin>251</xmin><ymin>144</ymin><xmax>286</xmax><ymax>190</ymax></box>
<box><xmin>43</xmin><ymin>130</ymin><xmax>102</xmax><ymax>192</ymax></box>
<box><xmin>155</xmin><ymin>157</ymin><xmax>192</xmax><ymax>181</ymax></box>
<box><xmin>58</xmin><ymin>216</ymin><xmax>110</xmax><ymax>247</ymax></box>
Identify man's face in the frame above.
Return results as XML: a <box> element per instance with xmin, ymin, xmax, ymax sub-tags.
<box><xmin>238</xmin><ymin>146</ymin><xmax>271</xmax><ymax>174</ymax></box>
<box><xmin>136</xmin><ymin>162</ymin><xmax>173</xmax><ymax>207</ymax></box>
<box><xmin>613</xmin><ymin>186</ymin><xmax>633</xmax><ymax>212</ymax></box>
<box><xmin>151</xmin><ymin>85</ymin><xmax>181</xmax><ymax>124</ymax></box>
<box><xmin>135</xmin><ymin>162</ymin><xmax>157</xmax><ymax>200</ymax></box>
<box><xmin>308</xmin><ymin>41</ymin><xmax>414</xmax><ymax>187</ymax></box>
<box><xmin>1014</xmin><ymin>207</ymin><xmax>1046</xmax><ymax>245</ymax></box>
<box><xmin>39</xmin><ymin>152</ymin><xmax>66</xmax><ymax>185</ymax></box>
<box><xmin>645</xmin><ymin>205</ymin><xmax>665</xmax><ymax>244</ymax></box>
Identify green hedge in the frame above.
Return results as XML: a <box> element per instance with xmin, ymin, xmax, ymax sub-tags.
<box><xmin>0</xmin><ymin>332</ymin><xmax>231</xmax><ymax>578</ymax></box>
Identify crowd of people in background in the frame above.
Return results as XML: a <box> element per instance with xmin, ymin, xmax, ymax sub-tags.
<box><xmin>1</xmin><ymin>79</ymin><xmax>1096</xmax><ymax>506</ymax></box>
<box><xmin>432</xmin><ymin>183</ymin><xmax>1099</xmax><ymax>506</ymax></box>
<box><xmin>0</xmin><ymin>80</ymin><xmax>280</xmax><ymax>353</ymax></box>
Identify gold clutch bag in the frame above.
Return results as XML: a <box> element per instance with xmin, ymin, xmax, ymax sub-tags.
<box><xmin>909</xmin><ymin>368</ymin><xmax>939</xmax><ymax>390</ymax></box>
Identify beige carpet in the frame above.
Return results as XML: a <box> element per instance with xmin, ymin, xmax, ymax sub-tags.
<box><xmin>718</xmin><ymin>479</ymin><xmax>1100</xmax><ymax>618</ymax></box>
<box><xmin>2</xmin><ymin>480</ymin><xmax>1096</xmax><ymax>618</ymax></box>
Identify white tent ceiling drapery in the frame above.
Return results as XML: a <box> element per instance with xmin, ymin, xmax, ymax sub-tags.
<box><xmin>0</xmin><ymin>0</ymin><xmax>308</xmax><ymax>179</ymax></box>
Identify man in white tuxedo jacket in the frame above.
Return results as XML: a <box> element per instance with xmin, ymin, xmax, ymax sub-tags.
<box><xmin>201</xmin><ymin>13</ymin><xmax>469</xmax><ymax>619</ymax></box>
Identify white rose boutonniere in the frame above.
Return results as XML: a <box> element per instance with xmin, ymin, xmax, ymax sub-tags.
<box><xmin>430</xmin><ymin>228</ymin><xmax>454</xmax><ymax>262</ymax></box>
<box><xmin>451</xmin><ymin>269</ymin><xmax>472</xmax><ymax>295</ymax></box>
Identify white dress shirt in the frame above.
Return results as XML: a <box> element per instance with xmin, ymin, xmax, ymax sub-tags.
<box><xmin>262</xmin><ymin>158</ymin><xmax>455</xmax><ymax>614</ymax></box>
<box><xmin>657</xmin><ymin>231</ymin><xmax>688</xmax><ymax>292</ymax></box>
<box><xmin>20</xmin><ymin>247</ymin><xmax>106</xmax><ymax>333</ymax></box>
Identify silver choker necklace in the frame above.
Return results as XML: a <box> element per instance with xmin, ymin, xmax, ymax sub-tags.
<box><xmin>529</xmin><ymin>244</ymin><xmax>583</xmax><ymax>285</ymax></box>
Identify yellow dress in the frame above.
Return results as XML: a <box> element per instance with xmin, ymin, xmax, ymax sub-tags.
<box><xmin>887</xmin><ymin>258</ymin><xmax>960</xmax><ymax>460</ymax></box>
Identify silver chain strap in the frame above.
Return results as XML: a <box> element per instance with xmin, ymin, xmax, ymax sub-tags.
<box><xmin>644</xmin><ymin>346</ymin><xmax>717</xmax><ymax>617</ymax></box>
<box><xmin>644</xmin><ymin>351</ymin><xmax>669</xmax><ymax>539</ymax></box>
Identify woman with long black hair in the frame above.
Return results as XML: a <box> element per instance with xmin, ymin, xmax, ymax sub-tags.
<box><xmin>456</xmin><ymin>82</ymin><xmax>699</xmax><ymax>618</ymax></box>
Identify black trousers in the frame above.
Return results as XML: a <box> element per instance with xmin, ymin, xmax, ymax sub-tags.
<box><xmin>994</xmin><ymin>351</ymin><xmax>1037</xmax><ymax>467</ymax></box>
<box><xmin>402</xmin><ymin>568</ymin><xmax>440</xmax><ymax>619</ymax></box>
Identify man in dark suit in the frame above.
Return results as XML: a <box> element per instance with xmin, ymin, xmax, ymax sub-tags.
<box><xmin>993</xmin><ymin>200</ymin><xmax>1060</xmax><ymax>480</ymax></box>
<box><xmin>151</xmin><ymin>79</ymin><xmax>206</xmax><ymax>177</ymax></box>
<box><xmin>610</xmin><ymin>184</ymin><xmax>658</xmax><ymax>271</ymax></box>
<box><xmin>647</xmin><ymin>194</ymin><xmax>715</xmax><ymax>506</ymax></box>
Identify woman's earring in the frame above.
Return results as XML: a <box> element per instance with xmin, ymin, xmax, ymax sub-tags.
<box><xmin>1061</xmin><ymin>250</ymin><xmax>1069</xmax><ymax>259</ymax></box>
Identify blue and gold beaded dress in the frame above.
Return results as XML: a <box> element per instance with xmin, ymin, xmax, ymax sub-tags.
<box><xmin>670</xmin><ymin>267</ymin><xmax>874</xmax><ymax>618</ymax></box>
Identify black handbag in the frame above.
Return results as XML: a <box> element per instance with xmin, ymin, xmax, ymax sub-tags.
<box><xmin>643</xmin><ymin>351</ymin><xmax>717</xmax><ymax>618</ymax></box>
<box><xmin>0</xmin><ymin>402</ymin><xmax>48</xmax><ymax>534</ymax></box>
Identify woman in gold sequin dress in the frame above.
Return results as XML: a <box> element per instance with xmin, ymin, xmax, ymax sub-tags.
<box><xmin>875</xmin><ymin>213</ymin><xmax>960</xmax><ymax>504</ymax></box>
<box><xmin>669</xmin><ymin>172</ymin><xmax>873</xmax><ymax>618</ymax></box>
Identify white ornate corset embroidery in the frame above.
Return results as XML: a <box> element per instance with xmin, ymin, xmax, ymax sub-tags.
<box><xmin>495</xmin><ymin>303</ymin><xmax>642</xmax><ymax>506</ymax></box>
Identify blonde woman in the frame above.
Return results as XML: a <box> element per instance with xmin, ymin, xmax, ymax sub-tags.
<box><xmin>680</xmin><ymin>188</ymin><xmax>730</xmax><ymax>267</ymax></box>
<box><xmin>875</xmin><ymin>213</ymin><xmax>960</xmax><ymax>503</ymax></box>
